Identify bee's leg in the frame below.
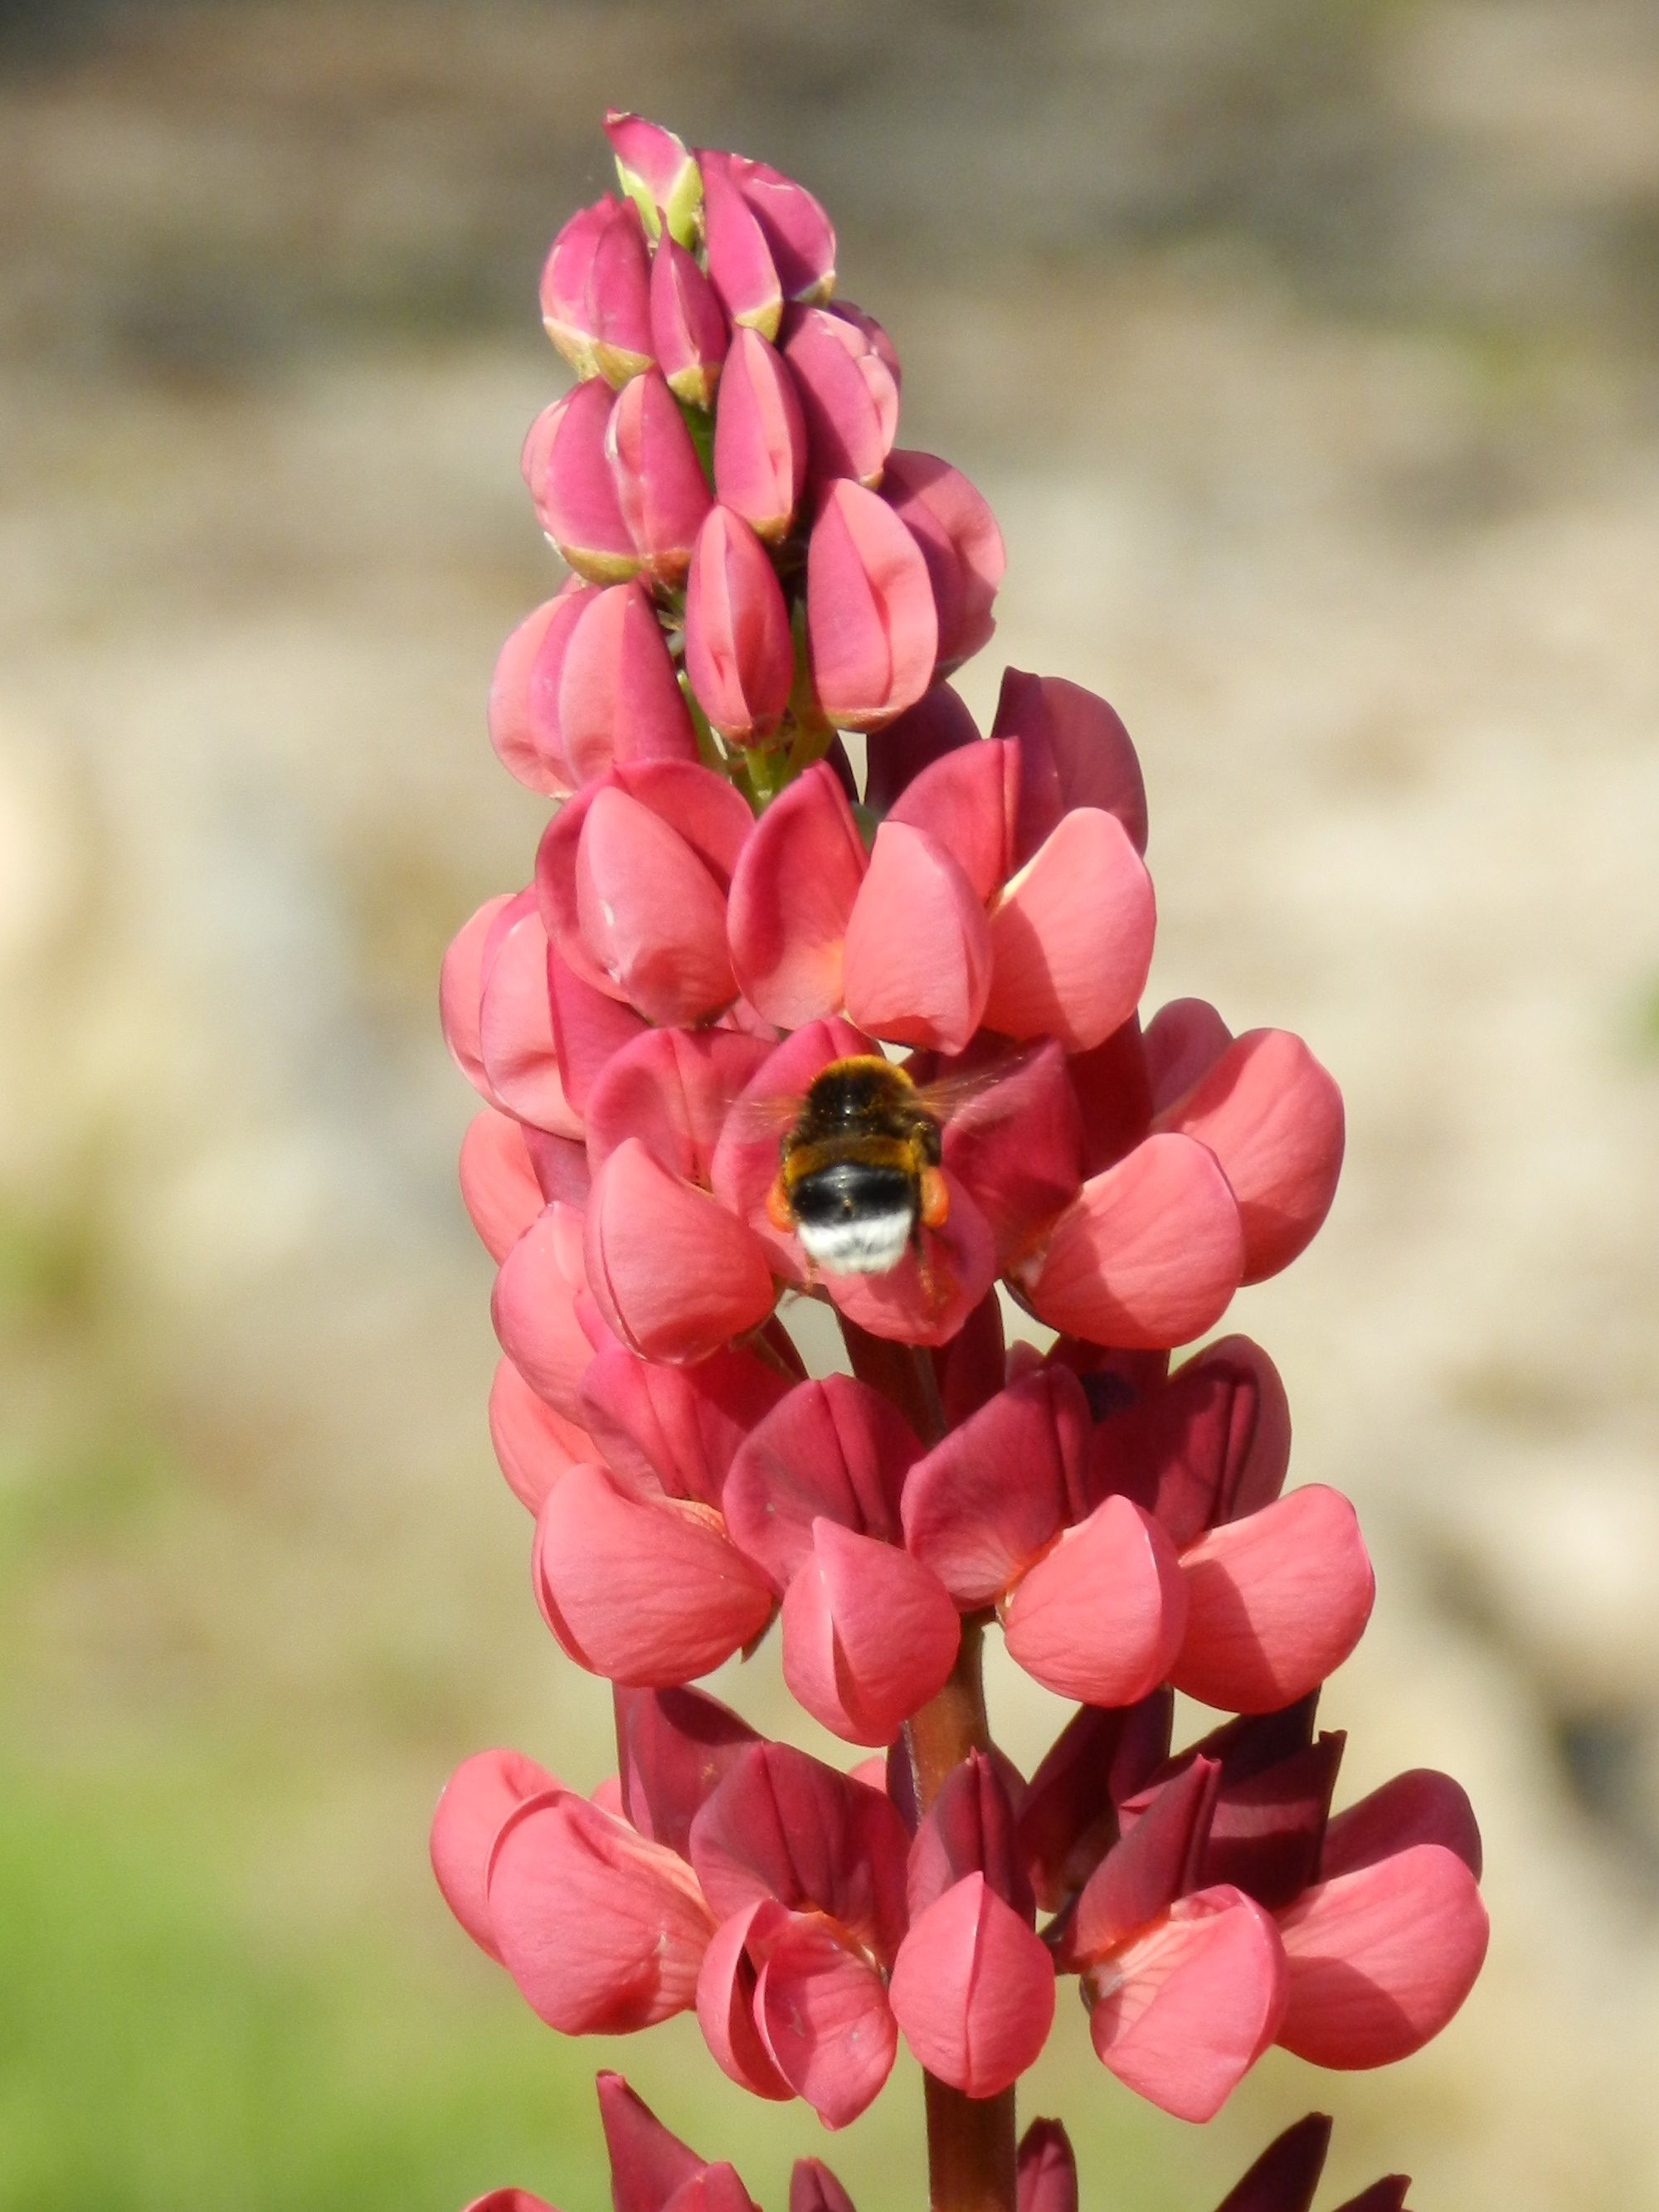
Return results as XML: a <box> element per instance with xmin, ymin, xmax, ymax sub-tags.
<box><xmin>912</xmin><ymin>1207</ymin><xmax>950</xmax><ymax>1315</ymax></box>
<box><xmin>918</xmin><ymin>1166</ymin><xmax>951</xmax><ymax>1231</ymax></box>
<box><xmin>765</xmin><ymin>1174</ymin><xmax>795</xmax><ymax>1232</ymax></box>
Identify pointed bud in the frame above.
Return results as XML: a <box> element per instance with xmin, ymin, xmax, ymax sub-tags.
<box><xmin>1211</xmin><ymin>2113</ymin><xmax>1333</xmax><ymax>2212</ymax></box>
<box><xmin>605</xmin><ymin>111</ymin><xmax>703</xmax><ymax>247</ymax></box>
<box><xmin>806</xmin><ymin>480</ymin><xmax>938</xmax><ymax>729</ymax></box>
<box><xmin>685</xmin><ymin>506</ymin><xmax>795</xmax><ymax>742</ymax></box>
<box><xmin>713</xmin><ymin>328</ymin><xmax>807</xmax><ymax>542</ymax></box>
<box><xmin>1016</xmin><ymin>2122</ymin><xmax>1078</xmax><ymax>2212</ymax></box>
<box><xmin>791</xmin><ymin>2161</ymin><xmax>857</xmax><ymax>2212</ymax></box>
<box><xmin>650</xmin><ymin>236</ymin><xmax>728</xmax><ymax>407</ymax></box>
<box><xmin>523</xmin><ymin>382</ymin><xmax>640</xmax><ymax>582</ymax></box>
<box><xmin>711</xmin><ymin>150</ymin><xmax>836</xmax><ymax>305</ymax></box>
<box><xmin>539</xmin><ymin>194</ymin><xmax>654</xmax><ymax>385</ymax></box>
<box><xmin>780</xmin><ymin>304</ymin><xmax>899</xmax><ymax>486</ymax></box>
<box><xmin>596</xmin><ymin>2070</ymin><xmax>706</xmax><ymax>2212</ymax></box>
<box><xmin>990</xmin><ymin>668</ymin><xmax>1149</xmax><ymax>857</ymax></box>
<box><xmin>608</xmin><ymin>368</ymin><xmax>713</xmax><ymax>582</ymax></box>
<box><xmin>700</xmin><ymin>151</ymin><xmax>785</xmax><ymax>338</ymax></box>
<box><xmin>487</xmin><ymin>585</ymin><xmax>590</xmax><ymax>795</ymax></box>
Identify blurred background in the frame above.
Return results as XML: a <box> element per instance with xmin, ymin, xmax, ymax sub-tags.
<box><xmin>2</xmin><ymin>2</ymin><xmax>1657</xmax><ymax>2206</ymax></box>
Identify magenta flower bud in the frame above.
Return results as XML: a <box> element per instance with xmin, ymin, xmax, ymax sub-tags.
<box><xmin>607</xmin><ymin>367</ymin><xmax>713</xmax><ymax>582</ymax></box>
<box><xmin>1016</xmin><ymin>2124</ymin><xmax>1078</xmax><ymax>2212</ymax></box>
<box><xmin>684</xmin><ymin>506</ymin><xmax>794</xmax><ymax>743</ymax></box>
<box><xmin>881</xmin><ymin>449</ymin><xmax>1005</xmax><ymax>672</ymax></box>
<box><xmin>538</xmin><ymin>193</ymin><xmax>654</xmax><ymax>386</ymax></box>
<box><xmin>555</xmin><ymin>581</ymin><xmax>699</xmax><ymax>784</ymax></box>
<box><xmin>713</xmin><ymin>328</ymin><xmax>807</xmax><ymax>542</ymax></box>
<box><xmin>780</xmin><ymin>304</ymin><xmax>899</xmax><ymax>486</ymax></box>
<box><xmin>701</xmin><ymin>148</ymin><xmax>837</xmax><ymax>320</ymax></box>
<box><xmin>806</xmin><ymin>479</ymin><xmax>938</xmax><ymax>729</ymax></box>
<box><xmin>650</xmin><ymin>236</ymin><xmax>728</xmax><ymax>409</ymax></box>
<box><xmin>604</xmin><ymin>109</ymin><xmax>703</xmax><ymax>247</ymax></box>
<box><xmin>523</xmin><ymin>381</ymin><xmax>639</xmax><ymax>582</ymax></box>
<box><xmin>486</xmin><ymin>583</ymin><xmax>591</xmax><ymax>795</ymax></box>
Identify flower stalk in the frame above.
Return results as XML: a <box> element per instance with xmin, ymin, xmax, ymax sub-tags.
<box><xmin>436</xmin><ymin>108</ymin><xmax>1486</xmax><ymax>2212</ymax></box>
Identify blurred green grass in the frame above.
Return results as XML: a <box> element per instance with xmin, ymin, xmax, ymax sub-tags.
<box><xmin>0</xmin><ymin>1747</ymin><xmax>604</xmax><ymax>2212</ymax></box>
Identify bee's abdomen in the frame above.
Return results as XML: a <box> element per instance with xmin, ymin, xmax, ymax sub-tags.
<box><xmin>790</xmin><ymin>1159</ymin><xmax>917</xmax><ymax>1277</ymax></box>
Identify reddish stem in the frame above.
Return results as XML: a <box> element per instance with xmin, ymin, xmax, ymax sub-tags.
<box><xmin>839</xmin><ymin>1321</ymin><xmax>1019</xmax><ymax>2212</ymax></box>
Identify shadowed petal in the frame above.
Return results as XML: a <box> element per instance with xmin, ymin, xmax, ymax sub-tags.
<box><xmin>584</xmin><ymin>1139</ymin><xmax>777</xmax><ymax>1363</ymax></box>
<box><xmin>582</xmin><ymin>1343</ymin><xmax>792</xmax><ymax>1512</ymax></box>
<box><xmin>492</xmin><ymin>1203</ymin><xmax>596</xmax><ymax>1420</ymax></box>
<box><xmin>585</xmin><ymin>1027</ymin><xmax>773</xmax><ymax>1185</ymax></box>
<box><xmin>1016</xmin><ymin>2121</ymin><xmax>1077</xmax><ymax>2212</ymax></box>
<box><xmin>489</xmin><ymin>1357</ymin><xmax>593</xmax><ymax>1513</ymax></box>
<box><xmin>843</xmin><ymin>820</ymin><xmax>991</xmax><ymax>1052</ymax></box>
<box><xmin>615</xmin><ymin>1686</ymin><xmax>761</xmax><ymax>1858</ymax></box>
<box><xmin>695</xmin><ymin>1902</ymin><xmax>795</xmax><ymax>2101</ymax></box>
<box><xmin>990</xmin><ymin>669</ymin><xmax>1148</xmax><ymax>858</ymax></box>
<box><xmin>1173</xmin><ymin>1487</ymin><xmax>1374</xmax><ymax>1714</ymax></box>
<box><xmin>1210</xmin><ymin>2113</ymin><xmax>1332</xmax><ymax>2212</ymax></box>
<box><xmin>727</xmin><ymin>765</ymin><xmax>868</xmax><ymax>1028</ymax></box>
<box><xmin>902</xmin><ymin>1369</ymin><xmax>1089</xmax><ymax>1607</ymax></box>
<box><xmin>1320</xmin><ymin>1772</ymin><xmax>1482</xmax><ymax>1883</ymax></box>
<box><xmin>724</xmin><ymin>1373</ymin><xmax>922</xmax><ymax>1584</ymax></box>
<box><xmin>756</xmin><ymin>1916</ymin><xmax>898</xmax><ymax>2129</ymax></box>
<box><xmin>1275</xmin><ymin>1843</ymin><xmax>1489</xmax><ymax>2069</ymax></box>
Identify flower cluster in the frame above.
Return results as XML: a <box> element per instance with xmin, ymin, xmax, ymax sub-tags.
<box><xmin>437</xmin><ymin>112</ymin><xmax>1486</xmax><ymax>2212</ymax></box>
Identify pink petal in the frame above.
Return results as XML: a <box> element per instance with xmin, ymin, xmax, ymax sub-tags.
<box><xmin>842</xmin><ymin>819</ymin><xmax>991</xmax><ymax>1053</ymax></box>
<box><xmin>465</xmin><ymin>2192</ymin><xmax>560</xmax><ymax>2212</ymax></box>
<box><xmin>478</xmin><ymin>903</ymin><xmax>582</xmax><ymax>1136</ymax></box>
<box><xmin>535</xmin><ymin>1461</ymin><xmax>775</xmax><ymax>1687</ymax></box>
<box><xmin>581</xmin><ymin>1343</ymin><xmax>792</xmax><ymax>1513</ymax></box>
<box><xmin>990</xmin><ymin>669</ymin><xmax>1148</xmax><ymax>858</ymax></box>
<box><xmin>663</xmin><ymin>2170</ymin><xmax>763</xmax><ymax>2212</ymax></box>
<box><xmin>557</xmin><ymin>581</ymin><xmax>700</xmax><ymax>785</ymax></box>
<box><xmin>713</xmin><ymin>327</ymin><xmax>805</xmax><ymax>538</ymax></box>
<box><xmin>1143</xmin><ymin>996</ymin><xmax>1233</xmax><ymax>1111</ymax></box>
<box><xmin>615</xmin><ymin>1685</ymin><xmax>761</xmax><ymax>1857</ymax></box>
<box><xmin>1210</xmin><ymin>2113</ymin><xmax>1332</xmax><ymax>2212</ymax></box>
<box><xmin>688</xmin><ymin>1741</ymin><xmax>910</xmax><ymax>1965</ymax></box>
<box><xmin>488</xmin><ymin>589</ymin><xmax>585</xmax><ymax>795</ymax></box>
<box><xmin>1087</xmin><ymin>1886</ymin><xmax>1288</xmax><ymax>2122</ymax></box>
<box><xmin>576</xmin><ymin>788</ymin><xmax>735</xmax><ymax>1025</ymax></box>
<box><xmin>1274</xmin><ymin>1845</ymin><xmax>1489</xmax><ymax>2069</ymax></box>
<box><xmin>781</xmin><ymin>303</ymin><xmax>898</xmax><ymax>487</ymax></box>
<box><xmin>880</xmin><ymin>450</ymin><xmax>1005</xmax><ymax>673</ymax></box>
<box><xmin>700</xmin><ymin>153</ymin><xmax>786</xmax><ymax>339</ymax></box>
<box><xmin>440</xmin><ymin>892</ymin><xmax>516</xmax><ymax>1096</ymax></box>
<box><xmin>1019</xmin><ymin>1132</ymin><xmax>1245</xmax><ymax>1350</ymax></box>
<box><xmin>488</xmin><ymin>1792</ymin><xmax>715</xmax><ymax>2033</ymax></box>
<box><xmin>981</xmin><ymin>809</ymin><xmax>1155</xmax><ymax>1053</ymax></box>
<box><xmin>807</xmin><ymin>480</ymin><xmax>939</xmax><ymax>732</ymax></box>
<box><xmin>727</xmin><ymin>764</ymin><xmax>868</xmax><ymax>1030</ymax></box>
<box><xmin>584</xmin><ymin>1026</ymin><xmax>773</xmax><ymax>1186</ymax></box>
<box><xmin>1173</xmin><ymin>1486</ymin><xmax>1375</xmax><ymax>1714</ymax></box>
<box><xmin>756</xmin><ymin>1916</ymin><xmax>898</xmax><ymax>2129</ymax></box>
<box><xmin>596</xmin><ymin>2068</ymin><xmax>708</xmax><ymax>2212</ymax></box>
<box><xmin>695</xmin><ymin>1903</ymin><xmax>795</xmax><ymax>2100</ymax></box>
<box><xmin>539</xmin><ymin>192</ymin><xmax>625</xmax><ymax>375</ymax></box>
<box><xmin>723</xmin><ymin>1373</ymin><xmax>922</xmax><ymax>1585</ymax></box>
<box><xmin>1003</xmin><ymin>1495</ymin><xmax>1188</xmax><ymax>1707</ymax></box>
<box><xmin>1016</xmin><ymin>2122</ymin><xmax>1078</xmax><ymax>2212</ymax></box>
<box><xmin>489</xmin><ymin>1356</ymin><xmax>593</xmax><ymax>1513</ymax></box>
<box><xmin>864</xmin><ymin>683</ymin><xmax>981</xmax><ymax>814</ymax></box>
<box><xmin>526</xmin><ymin>380</ymin><xmax>639</xmax><ymax>581</ymax></box>
<box><xmin>907</xmin><ymin>1749</ymin><xmax>1031</xmax><ymax>1921</ymax></box>
<box><xmin>902</xmin><ymin>1369</ymin><xmax>1088</xmax><ymax>1607</ymax></box>
<box><xmin>431</xmin><ymin>1746</ymin><xmax>562</xmax><ymax>1959</ymax></box>
<box><xmin>1321</xmin><ymin>1772</ymin><xmax>1482</xmax><ymax>1883</ymax></box>
<box><xmin>886</xmin><ymin>737</ymin><xmax>1019</xmax><ymax>902</ymax></box>
<box><xmin>1156</xmin><ymin>1029</ymin><xmax>1345</xmax><ymax>1283</ymax></box>
<box><xmin>650</xmin><ymin>235</ymin><xmax>728</xmax><ymax>409</ymax></box>
<box><xmin>824</xmin><ymin>1174</ymin><xmax>998</xmax><ymax>1349</ymax></box>
<box><xmin>583</xmin><ymin>196</ymin><xmax>656</xmax><ymax>386</ymax></box>
<box><xmin>491</xmin><ymin>1203</ymin><xmax>596</xmax><ymax>1419</ymax></box>
<box><xmin>1092</xmin><ymin>1333</ymin><xmax>1292</xmax><ymax>1549</ymax></box>
<box><xmin>1069</xmin><ymin>1018</ymin><xmax>1155</xmax><ymax>1177</ymax></box>
<box><xmin>781</xmin><ymin>1521</ymin><xmax>961</xmax><ymax>1746</ymax></box>
<box><xmin>461</xmin><ymin>1109</ymin><xmax>547</xmax><ymax>1262</ymax></box>
<box><xmin>608</xmin><ymin>368</ymin><xmax>713</xmax><ymax>581</ymax></box>
<box><xmin>584</xmin><ymin>1139</ymin><xmax>777</xmax><ymax>1362</ymax></box>
<box><xmin>1069</xmin><ymin>1757</ymin><xmax>1219</xmax><ymax>1966</ymax></box>
<box><xmin>729</xmin><ymin>155</ymin><xmax>836</xmax><ymax>304</ymax></box>
<box><xmin>685</xmin><ymin>505</ymin><xmax>795</xmax><ymax>744</ymax></box>
<box><xmin>940</xmin><ymin>1040</ymin><xmax>1084</xmax><ymax>1267</ymax></box>
<box><xmin>889</xmin><ymin>1874</ymin><xmax>1055</xmax><ymax>2098</ymax></box>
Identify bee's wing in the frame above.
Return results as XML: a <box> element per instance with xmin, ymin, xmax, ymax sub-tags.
<box><xmin>718</xmin><ymin>1087</ymin><xmax>806</xmax><ymax>1143</ymax></box>
<box><xmin>911</xmin><ymin>1045</ymin><xmax>1044</xmax><ymax>1129</ymax></box>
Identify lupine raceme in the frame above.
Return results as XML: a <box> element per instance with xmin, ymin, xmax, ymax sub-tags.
<box><xmin>438</xmin><ymin>109</ymin><xmax>1486</xmax><ymax>2212</ymax></box>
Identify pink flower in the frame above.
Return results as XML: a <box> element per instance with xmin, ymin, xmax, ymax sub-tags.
<box><xmin>608</xmin><ymin>367</ymin><xmax>714</xmax><ymax>581</ymax></box>
<box><xmin>713</xmin><ymin>328</ymin><xmax>808</xmax><ymax>542</ymax></box>
<box><xmin>650</xmin><ymin>236</ymin><xmax>728</xmax><ymax>407</ymax></box>
<box><xmin>700</xmin><ymin>150</ymin><xmax>836</xmax><ymax>339</ymax></box>
<box><xmin>780</xmin><ymin>304</ymin><xmax>900</xmax><ymax>487</ymax></box>
<box><xmin>881</xmin><ymin>450</ymin><xmax>1005</xmax><ymax>673</ymax></box>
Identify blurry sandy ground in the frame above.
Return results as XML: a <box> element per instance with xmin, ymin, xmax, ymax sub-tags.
<box><xmin>2</xmin><ymin>3</ymin><xmax>1658</xmax><ymax>2208</ymax></box>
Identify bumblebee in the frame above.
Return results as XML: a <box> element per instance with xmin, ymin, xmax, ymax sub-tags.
<box><xmin>763</xmin><ymin>1056</ymin><xmax>951</xmax><ymax>1277</ymax></box>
